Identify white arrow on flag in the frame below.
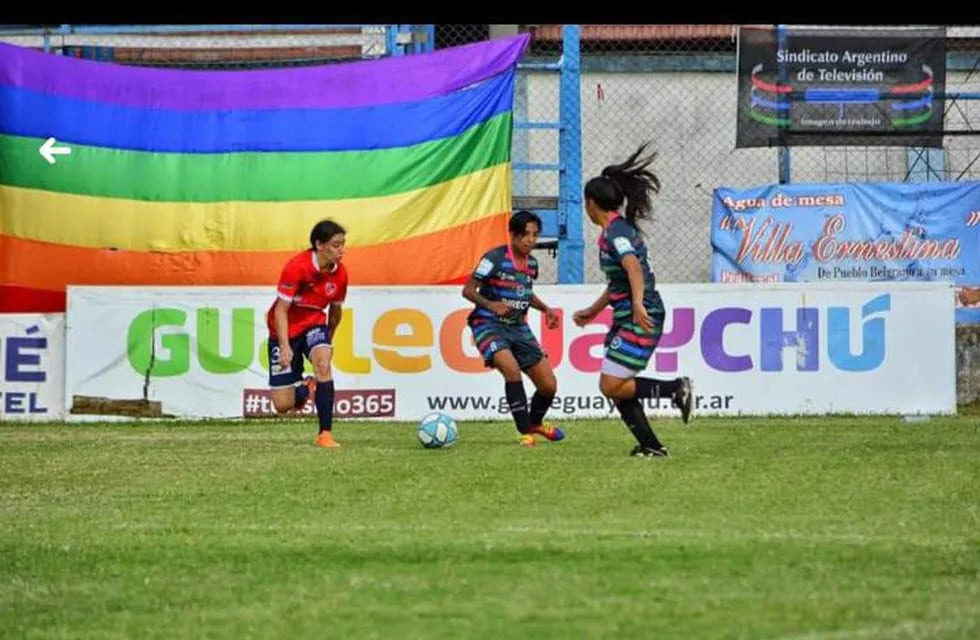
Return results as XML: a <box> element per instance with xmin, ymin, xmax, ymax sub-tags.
<box><xmin>40</xmin><ymin>137</ymin><xmax>72</xmax><ymax>164</ymax></box>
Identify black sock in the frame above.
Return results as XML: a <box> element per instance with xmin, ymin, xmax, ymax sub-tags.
<box><xmin>634</xmin><ymin>377</ymin><xmax>681</xmax><ymax>400</ymax></box>
<box><xmin>315</xmin><ymin>380</ymin><xmax>335</xmax><ymax>433</ymax></box>
<box><xmin>294</xmin><ymin>383</ymin><xmax>310</xmax><ymax>408</ymax></box>
<box><xmin>529</xmin><ymin>391</ymin><xmax>554</xmax><ymax>427</ymax></box>
<box><xmin>505</xmin><ymin>381</ymin><xmax>531</xmax><ymax>434</ymax></box>
<box><xmin>615</xmin><ymin>398</ymin><xmax>664</xmax><ymax>449</ymax></box>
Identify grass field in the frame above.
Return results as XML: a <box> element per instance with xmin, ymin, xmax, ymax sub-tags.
<box><xmin>1</xmin><ymin>415</ymin><xmax>978</xmax><ymax>639</ymax></box>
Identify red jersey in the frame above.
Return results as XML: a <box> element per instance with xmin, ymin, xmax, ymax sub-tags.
<box><xmin>266</xmin><ymin>249</ymin><xmax>348</xmax><ymax>339</ymax></box>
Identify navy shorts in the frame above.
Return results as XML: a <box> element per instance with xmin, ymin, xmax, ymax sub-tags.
<box><xmin>467</xmin><ymin>317</ymin><xmax>544</xmax><ymax>371</ymax></box>
<box><xmin>268</xmin><ymin>324</ymin><xmax>331</xmax><ymax>388</ymax></box>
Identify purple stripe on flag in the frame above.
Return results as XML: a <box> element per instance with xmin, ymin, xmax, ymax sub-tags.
<box><xmin>0</xmin><ymin>34</ymin><xmax>529</xmax><ymax>111</ymax></box>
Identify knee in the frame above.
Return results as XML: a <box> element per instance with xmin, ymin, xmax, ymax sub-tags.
<box><xmin>598</xmin><ymin>378</ymin><xmax>614</xmax><ymax>398</ymax></box>
<box><xmin>272</xmin><ymin>396</ymin><xmax>294</xmax><ymax>413</ymax></box>
<box><xmin>538</xmin><ymin>376</ymin><xmax>557</xmax><ymax>397</ymax></box>
<box><xmin>313</xmin><ymin>360</ymin><xmax>332</xmax><ymax>381</ymax></box>
<box><xmin>493</xmin><ymin>352</ymin><xmax>522</xmax><ymax>381</ymax></box>
<box><xmin>498</xmin><ymin>364</ymin><xmax>522</xmax><ymax>382</ymax></box>
<box><xmin>599</xmin><ymin>377</ymin><xmax>624</xmax><ymax>399</ymax></box>
<box><xmin>311</xmin><ymin>348</ymin><xmax>333</xmax><ymax>381</ymax></box>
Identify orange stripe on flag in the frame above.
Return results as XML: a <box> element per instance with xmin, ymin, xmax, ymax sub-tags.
<box><xmin>0</xmin><ymin>214</ymin><xmax>508</xmax><ymax>311</ymax></box>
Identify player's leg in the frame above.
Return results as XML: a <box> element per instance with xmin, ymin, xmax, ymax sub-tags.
<box><xmin>512</xmin><ymin>325</ymin><xmax>563</xmax><ymax>443</ymax></box>
<box><xmin>469</xmin><ymin>318</ymin><xmax>534</xmax><ymax>442</ymax></box>
<box><xmin>490</xmin><ymin>348</ymin><xmax>535</xmax><ymax>443</ymax></box>
<box><xmin>302</xmin><ymin>325</ymin><xmax>340</xmax><ymax>448</ymax></box>
<box><xmin>600</xmin><ymin>322</ymin><xmax>668</xmax><ymax>457</ymax></box>
<box><xmin>268</xmin><ymin>334</ymin><xmax>310</xmax><ymax>413</ymax></box>
<box><xmin>602</xmin><ymin>309</ymin><xmax>693</xmax><ymax>423</ymax></box>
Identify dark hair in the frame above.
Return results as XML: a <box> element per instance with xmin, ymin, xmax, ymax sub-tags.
<box><xmin>309</xmin><ymin>219</ymin><xmax>346</xmax><ymax>249</ymax></box>
<box><xmin>583</xmin><ymin>141</ymin><xmax>661</xmax><ymax>228</ymax></box>
<box><xmin>509</xmin><ymin>209</ymin><xmax>542</xmax><ymax>235</ymax></box>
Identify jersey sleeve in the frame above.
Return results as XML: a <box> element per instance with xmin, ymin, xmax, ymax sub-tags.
<box><xmin>275</xmin><ymin>259</ymin><xmax>306</xmax><ymax>303</ymax></box>
<box><xmin>607</xmin><ymin>219</ymin><xmax>638</xmax><ymax>262</ymax></box>
<box><xmin>529</xmin><ymin>256</ymin><xmax>540</xmax><ymax>281</ymax></box>
<box><xmin>471</xmin><ymin>250</ymin><xmax>499</xmax><ymax>281</ymax></box>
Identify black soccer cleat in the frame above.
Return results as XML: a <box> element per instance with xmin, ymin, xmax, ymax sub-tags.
<box><xmin>672</xmin><ymin>376</ymin><xmax>693</xmax><ymax>424</ymax></box>
<box><xmin>630</xmin><ymin>445</ymin><xmax>669</xmax><ymax>458</ymax></box>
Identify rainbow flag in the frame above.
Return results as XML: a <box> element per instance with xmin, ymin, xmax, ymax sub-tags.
<box><xmin>0</xmin><ymin>34</ymin><xmax>529</xmax><ymax>312</ymax></box>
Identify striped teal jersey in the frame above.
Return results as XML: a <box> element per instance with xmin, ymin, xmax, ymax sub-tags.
<box><xmin>598</xmin><ymin>214</ymin><xmax>661</xmax><ymax>312</ymax></box>
<box><xmin>469</xmin><ymin>244</ymin><xmax>539</xmax><ymax>325</ymax></box>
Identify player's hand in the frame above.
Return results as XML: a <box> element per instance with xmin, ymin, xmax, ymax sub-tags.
<box><xmin>632</xmin><ymin>306</ymin><xmax>655</xmax><ymax>333</ymax></box>
<box><xmin>544</xmin><ymin>307</ymin><xmax>560</xmax><ymax>329</ymax></box>
<box><xmin>488</xmin><ymin>301</ymin><xmax>511</xmax><ymax>317</ymax></box>
<box><xmin>572</xmin><ymin>307</ymin><xmax>597</xmax><ymax>327</ymax></box>
<box><xmin>278</xmin><ymin>344</ymin><xmax>294</xmax><ymax>369</ymax></box>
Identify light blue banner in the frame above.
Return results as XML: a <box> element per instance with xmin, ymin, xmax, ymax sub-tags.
<box><xmin>711</xmin><ymin>181</ymin><xmax>980</xmax><ymax>324</ymax></box>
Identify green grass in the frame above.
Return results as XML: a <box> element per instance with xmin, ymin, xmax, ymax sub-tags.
<box><xmin>1</xmin><ymin>416</ymin><xmax>978</xmax><ymax>639</ymax></box>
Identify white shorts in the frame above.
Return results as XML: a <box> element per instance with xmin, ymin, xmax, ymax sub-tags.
<box><xmin>600</xmin><ymin>358</ymin><xmax>638</xmax><ymax>379</ymax></box>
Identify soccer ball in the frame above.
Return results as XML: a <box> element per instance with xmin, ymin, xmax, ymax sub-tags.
<box><xmin>417</xmin><ymin>412</ymin><xmax>458</xmax><ymax>449</ymax></box>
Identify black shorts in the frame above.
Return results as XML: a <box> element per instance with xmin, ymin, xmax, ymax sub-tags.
<box><xmin>467</xmin><ymin>317</ymin><xmax>544</xmax><ymax>371</ymax></box>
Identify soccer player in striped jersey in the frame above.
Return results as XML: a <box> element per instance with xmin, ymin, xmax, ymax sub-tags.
<box><xmin>462</xmin><ymin>210</ymin><xmax>565</xmax><ymax>447</ymax></box>
<box><xmin>265</xmin><ymin>219</ymin><xmax>348</xmax><ymax>448</ymax></box>
<box><xmin>572</xmin><ymin>143</ymin><xmax>693</xmax><ymax>458</ymax></box>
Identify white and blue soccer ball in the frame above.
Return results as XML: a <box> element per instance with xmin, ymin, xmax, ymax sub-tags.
<box><xmin>417</xmin><ymin>412</ymin><xmax>458</xmax><ymax>449</ymax></box>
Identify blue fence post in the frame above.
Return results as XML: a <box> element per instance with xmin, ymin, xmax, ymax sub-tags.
<box><xmin>385</xmin><ymin>26</ymin><xmax>401</xmax><ymax>57</ymax></box>
<box><xmin>558</xmin><ymin>25</ymin><xmax>583</xmax><ymax>284</ymax></box>
<box><xmin>399</xmin><ymin>25</ymin><xmax>413</xmax><ymax>55</ymax></box>
<box><xmin>777</xmin><ymin>24</ymin><xmax>792</xmax><ymax>184</ymax></box>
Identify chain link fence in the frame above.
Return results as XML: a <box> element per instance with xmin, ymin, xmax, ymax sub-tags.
<box><xmin>570</xmin><ymin>25</ymin><xmax>750</xmax><ymax>284</ymax></box>
<box><xmin>6</xmin><ymin>24</ymin><xmax>978</xmax><ymax>286</ymax></box>
<box><xmin>0</xmin><ymin>25</ymin><xmax>393</xmax><ymax>68</ymax></box>
<box><xmin>441</xmin><ymin>25</ymin><xmax>980</xmax><ymax>285</ymax></box>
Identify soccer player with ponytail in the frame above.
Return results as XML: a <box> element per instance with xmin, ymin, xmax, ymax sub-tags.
<box><xmin>573</xmin><ymin>143</ymin><xmax>693</xmax><ymax>458</ymax></box>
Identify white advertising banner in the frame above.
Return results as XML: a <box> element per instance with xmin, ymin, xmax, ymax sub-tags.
<box><xmin>0</xmin><ymin>313</ymin><xmax>66</xmax><ymax>421</ymax></box>
<box><xmin>64</xmin><ymin>282</ymin><xmax>956</xmax><ymax>421</ymax></box>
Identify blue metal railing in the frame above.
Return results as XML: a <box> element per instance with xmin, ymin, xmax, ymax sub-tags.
<box><xmin>511</xmin><ymin>25</ymin><xmax>583</xmax><ymax>283</ymax></box>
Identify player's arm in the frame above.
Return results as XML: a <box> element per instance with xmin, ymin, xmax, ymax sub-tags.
<box><xmin>620</xmin><ymin>254</ymin><xmax>647</xmax><ymax>309</ymax></box>
<box><xmin>462</xmin><ymin>275</ymin><xmax>491</xmax><ymax>308</ymax></box>
<box><xmin>620</xmin><ymin>254</ymin><xmax>654</xmax><ymax>332</ymax></box>
<box><xmin>327</xmin><ymin>302</ymin><xmax>343</xmax><ymax>334</ymax></box>
<box><xmin>573</xmin><ymin>288</ymin><xmax>610</xmax><ymax>327</ymax></box>
<box><xmin>530</xmin><ymin>294</ymin><xmax>559</xmax><ymax>329</ymax></box>
<box><xmin>328</xmin><ymin>272</ymin><xmax>348</xmax><ymax>338</ymax></box>
<box><xmin>273</xmin><ymin>298</ymin><xmax>293</xmax><ymax>361</ymax></box>
<box><xmin>527</xmin><ymin>257</ymin><xmax>551</xmax><ymax>312</ymax></box>
<box><xmin>608</xmin><ymin>226</ymin><xmax>644</xmax><ymax>309</ymax></box>
<box><xmin>462</xmin><ymin>254</ymin><xmax>509</xmax><ymax>316</ymax></box>
<box><xmin>273</xmin><ymin>261</ymin><xmax>303</xmax><ymax>358</ymax></box>
<box><xmin>462</xmin><ymin>276</ymin><xmax>510</xmax><ymax>316</ymax></box>
<box><xmin>529</xmin><ymin>294</ymin><xmax>550</xmax><ymax>312</ymax></box>
<box><xmin>606</xmin><ymin>223</ymin><xmax>654</xmax><ymax>330</ymax></box>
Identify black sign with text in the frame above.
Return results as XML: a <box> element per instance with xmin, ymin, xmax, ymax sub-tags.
<box><xmin>736</xmin><ymin>26</ymin><xmax>947</xmax><ymax>148</ymax></box>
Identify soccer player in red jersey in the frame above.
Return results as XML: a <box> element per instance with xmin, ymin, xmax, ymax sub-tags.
<box><xmin>266</xmin><ymin>219</ymin><xmax>348</xmax><ymax>448</ymax></box>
